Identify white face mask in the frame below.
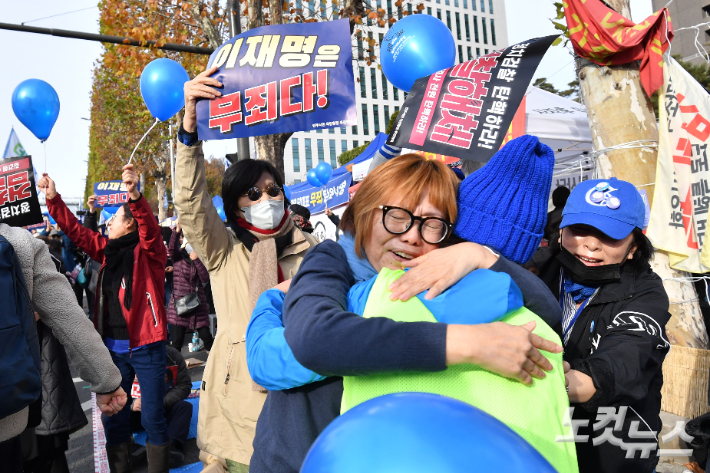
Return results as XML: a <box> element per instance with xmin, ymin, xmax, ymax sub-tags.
<box><xmin>241</xmin><ymin>199</ymin><xmax>285</xmax><ymax>230</ymax></box>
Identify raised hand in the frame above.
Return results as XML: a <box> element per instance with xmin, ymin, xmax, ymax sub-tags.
<box><xmin>37</xmin><ymin>173</ymin><xmax>57</xmax><ymax>200</ymax></box>
<box><xmin>183</xmin><ymin>65</ymin><xmax>223</xmax><ymax>133</ymax></box>
<box><xmin>87</xmin><ymin>195</ymin><xmax>98</xmax><ymax>213</ymax></box>
<box><xmin>121</xmin><ymin>164</ymin><xmax>140</xmax><ymax>200</ymax></box>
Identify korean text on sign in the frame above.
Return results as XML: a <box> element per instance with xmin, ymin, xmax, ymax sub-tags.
<box><xmin>197</xmin><ymin>19</ymin><xmax>357</xmax><ymax>140</ymax></box>
<box><xmin>0</xmin><ymin>155</ymin><xmax>43</xmax><ymax>227</ymax></box>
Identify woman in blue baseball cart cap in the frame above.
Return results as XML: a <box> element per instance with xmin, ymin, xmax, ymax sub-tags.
<box><xmin>538</xmin><ymin>178</ymin><xmax>670</xmax><ymax>473</ymax></box>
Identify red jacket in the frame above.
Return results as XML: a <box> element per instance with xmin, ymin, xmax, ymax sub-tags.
<box><xmin>47</xmin><ymin>193</ymin><xmax>168</xmax><ymax>348</ymax></box>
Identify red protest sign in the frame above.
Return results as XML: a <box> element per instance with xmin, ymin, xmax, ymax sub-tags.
<box><xmin>0</xmin><ymin>155</ymin><xmax>43</xmax><ymax>227</ymax></box>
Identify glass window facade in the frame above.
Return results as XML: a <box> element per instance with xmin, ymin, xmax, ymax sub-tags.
<box><xmin>384</xmin><ymin>105</ymin><xmax>390</xmax><ymax>129</ymax></box>
<box><xmin>371</xmin><ymin>68</ymin><xmax>378</xmax><ymax>99</ymax></box>
<box><xmin>446</xmin><ymin>11</ymin><xmax>451</xmax><ymax>31</ymax></box>
<box><xmin>362</xmin><ymin>104</ymin><xmax>369</xmax><ymax>135</ymax></box>
<box><xmin>490</xmin><ymin>18</ymin><xmax>496</xmax><ymax>45</ymax></box>
<box><xmin>437</xmin><ymin>8</ymin><xmax>441</xmax><ymax>20</ymax></box>
<box><xmin>317</xmin><ymin>139</ymin><xmax>324</xmax><ymax>163</ymax></box>
<box><xmin>473</xmin><ymin>16</ymin><xmax>479</xmax><ymax>42</ymax></box>
<box><xmin>467</xmin><ymin>46</ymin><xmax>472</xmax><ymax>60</ymax></box>
<box><xmin>482</xmin><ymin>16</ymin><xmax>487</xmax><ymax>43</ymax></box>
<box><xmin>489</xmin><ymin>0</ymin><xmax>493</xmax><ymax>14</ymax></box>
<box><xmin>341</xmin><ymin>140</ymin><xmax>347</xmax><ymax>154</ymax></box>
<box><xmin>305</xmin><ymin>138</ymin><xmax>312</xmax><ymax>170</ymax></box>
<box><xmin>359</xmin><ymin>67</ymin><xmax>366</xmax><ymax>97</ymax></box>
<box><xmin>393</xmin><ymin>87</ymin><xmax>399</xmax><ymax>101</ymax></box>
<box><xmin>480</xmin><ymin>0</ymin><xmax>484</xmax><ymax>12</ymax></box>
<box><xmin>352</xmin><ymin>125</ymin><xmax>358</xmax><ymax>135</ymax></box>
<box><xmin>329</xmin><ymin>140</ymin><xmax>337</xmax><ymax>167</ymax></box>
<box><xmin>455</xmin><ymin>12</ymin><xmax>461</xmax><ymax>40</ymax></box>
<box><xmin>458</xmin><ymin>45</ymin><xmax>463</xmax><ymax>63</ymax></box>
<box><xmin>464</xmin><ymin>14</ymin><xmax>470</xmax><ymax>41</ymax></box>
<box><xmin>381</xmin><ymin>72</ymin><xmax>389</xmax><ymax>99</ymax></box>
<box><xmin>373</xmin><ymin>105</ymin><xmax>380</xmax><ymax>134</ymax></box>
<box><xmin>292</xmin><ymin>138</ymin><xmax>300</xmax><ymax>172</ymax></box>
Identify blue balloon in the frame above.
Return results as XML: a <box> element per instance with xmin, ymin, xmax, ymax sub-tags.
<box><xmin>306</xmin><ymin>169</ymin><xmax>322</xmax><ymax>188</ymax></box>
<box><xmin>301</xmin><ymin>393</ymin><xmax>556</xmax><ymax>473</ymax></box>
<box><xmin>283</xmin><ymin>185</ymin><xmax>292</xmax><ymax>202</ymax></box>
<box><xmin>380</xmin><ymin>15</ymin><xmax>456</xmax><ymax>92</ymax></box>
<box><xmin>12</xmin><ymin>79</ymin><xmax>60</xmax><ymax>142</ymax></box>
<box><xmin>315</xmin><ymin>162</ymin><xmax>333</xmax><ymax>186</ymax></box>
<box><xmin>140</xmin><ymin>58</ymin><xmax>190</xmax><ymax>121</ymax></box>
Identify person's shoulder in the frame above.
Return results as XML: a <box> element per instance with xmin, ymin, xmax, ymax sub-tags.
<box><xmin>630</xmin><ymin>266</ymin><xmax>669</xmax><ymax>304</ymax></box>
<box><xmin>0</xmin><ymin>224</ymin><xmax>41</xmax><ymax>253</ymax></box>
<box><xmin>308</xmin><ymin>239</ymin><xmax>346</xmax><ymax>260</ymax></box>
<box><xmin>165</xmin><ymin>345</ymin><xmax>185</xmax><ymax>365</ymax></box>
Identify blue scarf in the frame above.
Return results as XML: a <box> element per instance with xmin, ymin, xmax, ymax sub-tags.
<box><xmin>563</xmin><ymin>278</ymin><xmax>598</xmax><ymax>303</ymax></box>
<box><xmin>338</xmin><ymin>232</ymin><xmax>378</xmax><ymax>283</ymax></box>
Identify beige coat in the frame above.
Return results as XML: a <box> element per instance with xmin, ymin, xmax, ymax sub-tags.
<box><xmin>174</xmin><ymin>141</ymin><xmax>316</xmax><ymax>465</ymax></box>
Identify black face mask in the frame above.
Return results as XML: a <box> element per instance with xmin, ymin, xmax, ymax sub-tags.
<box><xmin>556</xmin><ymin>246</ymin><xmax>624</xmax><ymax>287</ymax></box>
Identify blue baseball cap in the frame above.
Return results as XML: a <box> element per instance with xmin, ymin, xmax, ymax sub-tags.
<box><xmin>560</xmin><ymin>178</ymin><xmax>645</xmax><ymax>240</ymax></box>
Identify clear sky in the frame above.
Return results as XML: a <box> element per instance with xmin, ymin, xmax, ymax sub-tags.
<box><xmin>0</xmin><ymin>0</ymin><xmax>654</xmax><ymax>200</ymax></box>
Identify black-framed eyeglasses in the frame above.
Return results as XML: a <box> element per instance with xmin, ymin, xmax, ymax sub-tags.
<box><xmin>379</xmin><ymin>205</ymin><xmax>452</xmax><ymax>244</ymax></box>
<box><xmin>245</xmin><ymin>183</ymin><xmax>283</xmax><ymax>201</ymax></box>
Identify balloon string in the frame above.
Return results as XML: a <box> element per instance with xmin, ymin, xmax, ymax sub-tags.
<box><xmin>128</xmin><ymin>118</ymin><xmax>160</xmax><ymax>165</ymax></box>
<box><xmin>44</xmin><ymin>141</ymin><xmax>47</xmax><ymax>174</ymax></box>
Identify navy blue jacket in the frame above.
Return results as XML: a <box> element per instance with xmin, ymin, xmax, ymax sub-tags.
<box><xmin>249</xmin><ymin>240</ymin><xmax>561</xmax><ymax>473</ymax></box>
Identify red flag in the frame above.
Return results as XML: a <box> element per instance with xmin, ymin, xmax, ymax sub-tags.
<box><xmin>564</xmin><ymin>0</ymin><xmax>673</xmax><ymax>96</ymax></box>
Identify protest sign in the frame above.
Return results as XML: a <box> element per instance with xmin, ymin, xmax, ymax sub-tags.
<box><xmin>647</xmin><ymin>57</ymin><xmax>710</xmax><ymax>272</ymax></box>
<box><xmin>196</xmin><ymin>19</ymin><xmax>357</xmax><ymax>140</ymax></box>
<box><xmin>0</xmin><ymin>155</ymin><xmax>43</xmax><ymax>227</ymax></box>
<box><xmin>387</xmin><ymin>35</ymin><xmax>557</xmax><ymax>162</ymax></box>
<box><xmin>289</xmin><ymin>172</ymin><xmax>352</xmax><ymax>214</ymax></box>
<box><xmin>93</xmin><ymin>180</ymin><xmax>140</xmax><ymax>208</ymax></box>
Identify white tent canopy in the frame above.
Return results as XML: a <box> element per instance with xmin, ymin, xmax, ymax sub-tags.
<box><xmin>353</xmin><ymin>86</ymin><xmax>594</xmax><ymax>183</ymax></box>
<box><xmin>523</xmin><ymin>85</ymin><xmax>594</xmax><ymax>175</ymax></box>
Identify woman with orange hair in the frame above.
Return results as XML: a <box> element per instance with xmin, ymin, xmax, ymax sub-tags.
<box><xmin>246</xmin><ymin>139</ymin><xmax>564</xmax><ymax>473</ymax></box>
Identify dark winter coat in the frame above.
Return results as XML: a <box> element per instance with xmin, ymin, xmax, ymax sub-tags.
<box><xmin>164</xmin><ymin>346</ymin><xmax>192</xmax><ymax>410</ymax></box>
<box><xmin>540</xmin><ymin>256</ymin><xmax>671</xmax><ymax>473</ymax></box>
<box><xmin>35</xmin><ymin>321</ymin><xmax>88</xmax><ymax>435</ymax></box>
<box><xmin>166</xmin><ymin>229</ymin><xmax>210</xmax><ymax>329</ymax></box>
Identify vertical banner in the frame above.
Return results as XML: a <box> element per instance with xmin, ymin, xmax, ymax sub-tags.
<box><xmin>500</xmin><ymin>95</ymin><xmax>527</xmax><ymax>148</ymax></box>
<box><xmin>93</xmin><ymin>180</ymin><xmax>140</xmax><ymax>208</ymax></box>
<box><xmin>647</xmin><ymin>57</ymin><xmax>710</xmax><ymax>273</ymax></box>
<box><xmin>92</xmin><ymin>393</ymin><xmax>110</xmax><ymax>473</ymax></box>
<box><xmin>387</xmin><ymin>35</ymin><xmax>558</xmax><ymax>162</ymax></box>
<box><xmin>0</xmin><ymin>155</ymin><xmax>43</xmax><ymax>227</ymax></box>
<box><xmin>196</xmin><ymin>19</ymin><xmax>357</xmax><ymax>140</ymax></box>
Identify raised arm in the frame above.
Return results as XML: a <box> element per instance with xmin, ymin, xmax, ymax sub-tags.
<box><xmin>83</xmin><ymin>195</ymin><xmax>99</xmax><ymax>232</ymax></box>
<box><xmin>44</xmin><ymin>193</ymin><xmax>107</xmax><ymax>263</ymax></box>
<box><xmin>173</xmin><ymin>66</ymin><xmax>231</xmax><ymax>272</ymax></box>
<box><xmin>122</xmin><ymin>164</ymin><xmax>166</xmax><ymax>264</ymax></box>
<box><xmin>168</xmin><ymin>228</ymin><xmax>184</xmax><ymax>263</ymax></box>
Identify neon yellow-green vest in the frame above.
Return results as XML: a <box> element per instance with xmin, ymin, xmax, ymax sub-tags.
<box><xmin>342</xmin><ymin>269</ymin><xmax>578</xmax><ymax>473</ymax></box>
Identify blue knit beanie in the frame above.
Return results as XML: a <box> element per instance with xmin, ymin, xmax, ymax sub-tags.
<box><xmin>453</xmin><ymin>135</ymin><xmax>554</xmax><ymax>264</ymax></box>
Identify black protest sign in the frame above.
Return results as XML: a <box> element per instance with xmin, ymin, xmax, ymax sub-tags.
<box><xmin>0</xmin><ymin>155</ymin><xmax>43</xmax><ymax>227</ymax></box>
<box><xmin>387</xmin><ymin>35</ymin><xmax>558</xmax><ymax>162</ymax></box>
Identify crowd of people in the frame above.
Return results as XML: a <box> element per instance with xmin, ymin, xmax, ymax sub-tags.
<box><xmin>0</xmin><ymin>63</ymin><xmax>675</xmax><ymax>473</ymax></box>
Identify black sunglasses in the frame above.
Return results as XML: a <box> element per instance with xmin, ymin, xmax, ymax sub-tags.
<box><xmin>245</xmin><ymin>183</ymin><xmax>283</xmax><ymax>201</ymax></box>
<box><xmin>379</xmin><ymin>205</ymin><xmax>452</xmax><ymax>244</ymax></box>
